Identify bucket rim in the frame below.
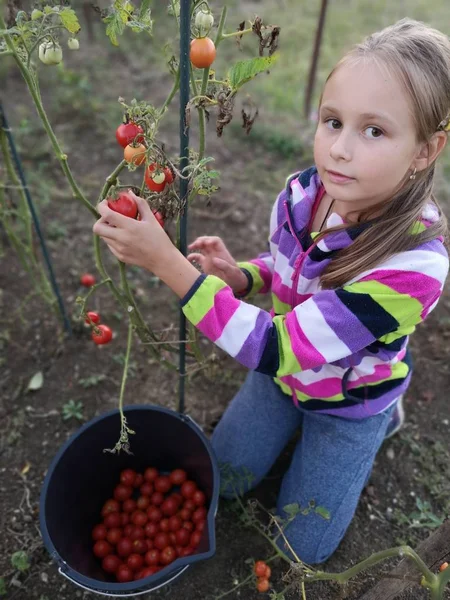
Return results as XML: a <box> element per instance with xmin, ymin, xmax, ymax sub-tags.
<box><xmin>39</xmin><ymin>404</ymin><xmax>219</xmax><ymax>593</ymax></box>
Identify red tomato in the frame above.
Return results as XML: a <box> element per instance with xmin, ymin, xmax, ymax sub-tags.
<box><xmin>192</xmin><ymin>490</ymin><xmax>206</xmax><ymax>506</ymax></box>
<box><xmin>80</xmin><ymin>273</ymin><xmax>96</xmax><ymax>287</ymax></box>
<box><xmin>92</xmin><ymin>524</ymin><xmax>107</xmax><ymax>541</ymax></box>
<box><xmin>123</xmin><ymin>524</ymin><xmax>134</xmax><ymax>538</ymax></box>
<box><xmin>93</xmin><ymin>540</ymin><xmax>112</xmax><ymax>558</ymax></box>
<box><xmin>136</xmin><ymin>496</ymin><xmax>150</xmax><ymax>511</ymax></box>
<box><xmin>145</xmin><ymin>539</ymin><xmax>153</xmax><ymax>551</ymax></box>
<box><xmin>132</xmin><ymin>510</ymin><xmax>148</xmax><ymax>527</ymax></box>
<box><xmin>120</xmin><ymin>513</ymin><xmax>129</xmax><ymax>527</ymax></box>
<box><xmin>107</xmin><ymin>191</ymin><xmax>138</xmax><ymax>219</ymax></box>
<box><xmin>140</xmin><ymin>482</ymin><xmax>153</xmax><ymax>497</ymax></box>
<box><xmin>144</xmin><ymin>549</ymin><xmax>160</xmax><ymax>566</ymax></box>
<box><xmin>106</xmin><ymin>527</ymin><xmax>123</xmax><ymax>546</ymax></box>
<box><xmin>123</xmin><ymin>499</ymin><xmax>137</xmax><ymax>514</ymax></box>
<box><xmin>142</xmin><ymin>566</ymin><xmax>159</xmax><ymax>577</ymax></box>
<box><xmin>147</xmin><ymin>506</ymin><xmax>162</xmax><ymax>522</ymax></box>
<box><xmin>161</xmin><ymin>497</ymin><xmax>178</xmax><ymax>517</ymax></box>
<box><xmin>102</xmin><ymin>554</ymin><xmax>122</xmax><ymax>574</ymax></box>
<box><xmin>182</xmin><ymin>521</ymin><xmax>194</xmax><ymax>532</ymax></box>
<box><xmin>130</xmin><ymin>526</ymin><xmax>145</xmax><ymax>541</ymax></box>
<box><xmin>92</xmin><ymin>324</ymin><xmax>113</xmax><ymax>345</ymax></box>
<box><xmin>144</xmin><ymin>522</ymin><xmax>159</xmax><ymax>538</ymax></box>
<box><xmin>196</xmin><ymin>519</ymin><xmax>206</xmax><ymax>533</ymax></box>
<box><xmin>127</xmin><ymin>553</ymin><xmax>144</xmax><ymax>572</ymax></box>
<box><xmin>192</xmin><ymin>507</ymin><xmax>207</xmax><ymax>524</ymax></box>
<box><xmin>104</xmin><ymin>512</ymin><xmax>122</xmax><ymax>529</ymax></box>
<box><xmin>144</xmin><ymin>467</ymin><xmax>159</xmax><ymax>482</ymax></box>
<box><xmin>257</xmin><ymin>578</ymin><xmax>270</xmax><ymax>593</ymax></box>
<box><xmin>116</xmin><ymin>122</ymin><xmax>144</xmax><ymax>148</ymax></box>
<box><xmin>145</xmin><ymin>163</ymin><xmax>167</xmax><ymax>193</ymax></box>
<box><xmin>132</xmin><ymin>539</ymin><xmax>147</xmax><ymax>555</ymax></box>
<box><xmin>183</xmin><ymin>499</ymin><xmax>195</xmax><ymax>512</ymax></box>
<box><xmin>160</xmin><ymin>546</ymin><xmax>176</xmax><ymax>566</ymax></box>
<box><xmin>179</xmin><ymin>546</ymin><xmax>194</xmax><ymax>557</ymax></box>
<box><xmin>150</xmin><ymin>492</ymin><xmax>164</xmax><ymax>506</ymax></box>
<box><xmin>169</xmin><ymin>532</ymin><xmax>177</xmax><ymax>545</ymax></box>
<box><xmin>178</xmin><ymin>508</ymin><xmax>191</xmax><ymax>521</ymax></box>
<box><xmin>181</xmin><ymin>481</ymin><xmax>197</xmax><ymax>499</ymax></box>
<box><xmin>159</xmin><ymin>518</ymin><xmax>170</xmax><ymax>533</ymax></box>
<box><xmin>155</xmin><ymin>476</ymin><xmax>171</xmax><ymax>494</ymax></box>
<box><xmin>175</xmin><ymin>528</ymin><xmax>190</xmax><ymax>547</ymax></box>
<box><xmin>190</xmin><ymin>530</ymin><xmax>202</xmax><ymax>548</ymax></box>
<box><xmin>134</xmin><ymin>568</ymin><xmax>146</xmax><ymax>580</ymax></box>
<box><xmin>169</xmin><ymin>516</ymin><xmax>182</xmax><ymax>532</ymax></box>
<box><xmin>114</xmin><ymin>484</ymin><xmax>133</xmax><ymax>502</ymax></box>
<box><xmin>85</xmin><ymin>311</ymin><xmax>100</xmax><ymax>325</ymax></box>
<box><xmin>170</xmin><ymin>469</ymin><xmax>187</xmax><ymax>486</ymax></box>
<box><xmin>120</xmin><ymin>469</ymin><xmax>137</xmax><ymax>487</ymax></box>
<box><xmin>163</xmin><ymin>166</ymin><xmax>174</xmax><ymax>184</ymax></box>
<box><xmin>152</xmin><ymin>210</ymin><xmax>165</xmax><ymax>228</ymax></box>
<box><xmin>264</xmin><ymin>565</ymin><xmax>272</xmax><ymax>579</ymax></box>
<box><xmin>117</xmin><ymin>537</ymin><xmax>133</xmax><ymax>558</ymax></box>
<box><xmin>154</xmin><ymin>532</ymin><xmax>170</xmax><ymax>550</ymax></box>
<box><xmin>116</xmin><ymin>564</ymin><xmax>134</xmax><ymax>583</ymax></box>
<box><xmin>134</xmin><ymin>473</ymin><xmax>144</xmax><ymax>488</ymax></box>
<box><xmin>101</xmin><ymin>499</ymin><xmax>120</xmax><ymax>517</ymax></box>
<box><xmin>190</xmin><ymin>37</ymin><xmax>216</xmax><ymax>69</ymax></box>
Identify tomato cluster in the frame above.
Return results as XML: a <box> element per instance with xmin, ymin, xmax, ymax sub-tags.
<box><xmin>254</xmin><ymin>560</ymin><xmax>272</xmax><ymax>593</ymax></box>
<box><xmin>83</xmin><ymin>310</ymin><xmax>113</xmax><ymax>346</ymax></box>
<box><xmin>92</xmin><ymin>467</ymin><xmax>207</xmax><ymax>582</ymax></box>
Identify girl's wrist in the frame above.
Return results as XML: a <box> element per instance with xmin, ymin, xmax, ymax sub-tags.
<box><xmin>153</xmin><ymin>248</ymin><xmax>202</xmax><ymax>299</ymax></box>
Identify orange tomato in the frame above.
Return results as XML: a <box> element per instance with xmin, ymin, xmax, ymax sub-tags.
<box><xmin>440</xmin><ymin>562</ymin><xmax>449</xmax><ymax>572</ymax></box>
<box><xmin>190</xmin><ymin>37</ymin><xmax>216</xmax><ymax>69</ymax></box>
<box><xmin>256</xmin><ymin>577</ymin><xmax>270</xmax><ymax>593</ymax></box>
<box><xmin>124</xmin><ymin>144</ymin><xmax>146</xmax><ymax>166</ymax></box>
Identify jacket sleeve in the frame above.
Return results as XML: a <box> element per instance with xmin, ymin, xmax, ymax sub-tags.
<box><xmin>181</xmin><ymin>245</ymin><xmax>448</xmax><ymax>377</ymax></box>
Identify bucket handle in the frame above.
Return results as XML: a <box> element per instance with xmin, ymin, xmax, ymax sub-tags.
<box><xmin>58</xmin><ymin>565</ymin><xmax>189</xmax><ymax>597</ymax></box>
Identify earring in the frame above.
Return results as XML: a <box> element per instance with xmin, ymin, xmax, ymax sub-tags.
<box><xmin>409</xmin><ymin>167</ymin><xmax>417</xmax><ymax>180</ymax></box>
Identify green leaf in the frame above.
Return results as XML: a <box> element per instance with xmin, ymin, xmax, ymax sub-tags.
<box><xmin>59</xmin><ymin>8</ymin><xmax>81</xmax><ymax>34</ymax></box>
<box><xmin>282</xmin><ymin>503</ymin><xmax>300</xmax><ymax>518</ymax></box>
<box><xmin>228</xmin><ymin>55</ymin><xmax>279</xmax><ymax>91</ymax></box>
<box><xmin>315</xmin><ymin>506</ymin><xmax>331</xmax><ymax>520</ymax></box>
<box><xmin>103</xmin><ymin>0</ymin><xmax>135</xmax><ymax>46</ymax></box>
<box><xmin>27</xmin><ymin>371</ymin><xmax>43</xmax><ymax>392</ymax></box>
<box><xmin>11</xmin><ymin>551</ymin><xmax>30</xmax><ymax>572</ymax></box>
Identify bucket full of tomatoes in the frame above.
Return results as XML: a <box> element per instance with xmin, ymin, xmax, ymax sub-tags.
<box><xmin>39</xmin><ymin>405</ymin><xmax>219</xmax><ymax>596</ymax></box>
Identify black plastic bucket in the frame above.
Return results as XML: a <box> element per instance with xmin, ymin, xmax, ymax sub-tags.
<box><xmin>39</xmin><ymin>405</ymin><xmax>219</xmax><ymax>596</ymax></box>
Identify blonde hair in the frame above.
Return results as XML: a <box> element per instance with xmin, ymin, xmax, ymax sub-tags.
<box><xmin>318</xmin><ymin>18</ymin><xmax>450</xmax><ymax>289</ymax></box>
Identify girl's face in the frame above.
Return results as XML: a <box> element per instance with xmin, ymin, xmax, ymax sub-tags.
<box><xmin>314</xmin><ymin>59</ymin><xmax>420</xmax><ymax>215</ymax></box>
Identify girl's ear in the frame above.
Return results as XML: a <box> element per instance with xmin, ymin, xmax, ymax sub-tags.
<box><xmin>415</xmin><ymin>131</ymin><xmax>448</xmax><ymax>173</ymax></box>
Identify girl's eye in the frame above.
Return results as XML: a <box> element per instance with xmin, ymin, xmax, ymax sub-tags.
<box><xmin>364</xmin><ymin>126</ymin><xmax>383</xmax><ymax>139</ymax></box>
<box><xmin>325</xmin><ymin>118</ymin><xmax>341</xmax><ymax>130</ymax></box>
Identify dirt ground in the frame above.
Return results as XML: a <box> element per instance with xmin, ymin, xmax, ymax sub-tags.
<box><xmin>1</xmin><ymin>7</ymin><xmax>450</xmax><ymax>600</ymax></box>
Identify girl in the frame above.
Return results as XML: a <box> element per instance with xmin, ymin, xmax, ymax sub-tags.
<box><xmin>93</xmin><ymin>18</ymin><xmax>450</xmax><ymax>564</ymax></box>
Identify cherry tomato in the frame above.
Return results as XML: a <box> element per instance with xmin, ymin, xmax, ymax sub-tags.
<box><xmin>159</xmin><ymin>518</ymin><xmax>170</xmax><ymax>533</ymax></box>
<box><xmin>127</xmin><ymin>553</ymin><xmax>144</xmax><ymax>572</ymax></box>
<box><xmin>264</xmin><ymin>565</ymin><xmax>272</xmax><ymax>579</ymax></box>
<box><xmin>170</xmin><ymin>469</ymin><xmax>187</xmax><ymax>486</ymax></box>
<box><xmin>257</xmin><ymin>577</ymin><xmax>270</xmax><ymax>593</ymax></box>
<box><xmin>102</xmin><ymin>554</ymin><xmax>122</xmax><ymax>574</ymax></box>
<box><xmin>135</xmin><ymin>568</ymin><xmax>146</xmax><ymax>580</ymax></box>
<box><xmin>182</xmin><ymin>521</ymin><xmax>194</xmax><ymax>532</ymax></box>
<box><xmin>179</xmin><ymin>508</ymin><xmax>192</xmax><ymax>521</ymax></box>
<box><xmin>132</xmin><ymin>510</ymin><xmax>148</xmax><ymax>527</ymax></box>
<box><xmin>80</xmin><ymin>273</ymin><xmax>95</xmax><ymax>287</ymax></box>
<box><xmin>163</xmin><ymin>166</ymin><xmax>174</xmax><ymax>184</ymax></box>
<box><xmin>142</xmin><ymin>566</ymin><xmax>159</xmax><ymax>577</ymax></box>
<box><xmin>92</xmin><ymin>524</ymin><xmax>107</xmax><ymax>541</ymax></box>
<box><xmin>152</xmin><ymin>210</ymin><xmax>165</xmax><ymax>228</ymax></box>
<box><xmin>192</xmin><ymin>490</ymin><xmax>206</xmax><ymax>506</ymax></box>
<box><xmin>440</xmin><ymin>562</ymin><xmax>449</xmax><ymax>571</ymax></box>
<box><xmin>145</xmin><ymin>164</ymin><xmax>167</xmax><ymax>193</ymax></box>
<box><xmin>93</xmin><ymin>540</ymin><xmax>112</xmax><ymax>558</ymax></box>
<box><xmin>190</xmin><ymin>530</ymin><xmax>202</xmax><ymax>548</ymax></box>
<box><xmin>116</xmin><ymin>564</ymin><xmax>134</xmax><ymax>583</ymax></box>
<box><xmin>130</xmin><ymin>526</ymin><xmax>145</xmax><ymax>541</ymax></box>
<box><xmin>145</xmin><ymin>549</ymin><xmax>160</xmax><ymax>566</ymax></box>
<box><xmin>150</xmin><ymin>492</ymin><xmax>164</xmax><ymax>506</ymax></box>
<box><xmin>145</xmin><ymin>539</ymin><xmax>154</xmax><ymax>551</ymax></box>
<box><xmin>192</xmin><ymin>507</ymin><xmax>207</xmax><ymax>524</ymax></box>
<box><xmin>181</xmin><ymin>481</ymin><xmax>197</xmax><ymax>499</ymax></box>
<box><xmin>92</xmin><ymin>324</ymin><xmax>113</xmax><ymax>345</ymax></box>
<box><xmin>124</xmin><ymin>524</ymin><xmax>134</xmax><ymax>538</ymax></box>
<box><xmin>123</xmin><ymin>499</ymin><xmax>137</xmax><ymax>514</ymax></box>
<box><xmin>124</xmin><ymin>143</ymin><xmax>146</xmax><ymax>166</ymax></box>
<box><xmin>106</xmin><ymin>527</ymin><xmax>122</xmax><ymax>546</ymax></box>
<box><xmin>134</xmin><ymin>473</ymin><xmax>144</xmax><ymax>488</ymax></box>
<box><xmin>120</xmin><ymin>513</ymin><xmax>129</xmax><ymax>527</ymax></box>
<box><xmin>169</xmin><ymin>516</ymin><xmax>182</xmax><ymax>532</ymax></box>
<box><xmin>140</xmin><ymin>482</ymin><xmax>154</xmax><ymax>497</ymax></box>
<box><xmin>254</xmin><ymin>561</ymin><xmax>268</xmax><ymax>578</ymax></box>
<box><xmin>169</xmin><ymin>532</ymin><xmax>177</xmax><ymax>545</ymax></box>
<box><xmin>136</xmin><ymin>496</ymin><xmax>150</xmax><ymax>511</ymax></box>
<box><xmin>195</xmin><ymin>9</ymin><xmax>214</xmax><ymax>34</ymax></box>
<box><xmin>101</xmin><ymin>499</ymin><xmax>120</xmax><ymax>517</ymax></box>
<box><xmin>144</xmin><ymin>467</ymin><xmax>159</xmax><ymax>482</ymax></box>
<box><xmin>154</xmin><ymin>532</ymin><xmax>170</xmax><ymax>550</ymax></box>
<box><xmin>183</xmin><ymin>499</ymin><xmax>195</xmax><ymax>512</ymax></box>
<box><xmin>107</xmin><ymin>191</ymin><xmax>138</xmax><ymax>219</ymax></box>
<box><xmin>175</xmin><ymin>527</ymin><xmax>190</xmax><ymax>547</ymax></box>
<box><xmin>179</xmin><ymin>546</ymin><xmax>194</xmax><ymax>557</ymax></box>
<box><xmin>190</xmin><ymin>37</ymin><xmax>216</xmax><ymax>69</ymax></box>
<box><xmin>145</xmin><ymin>522</ymin><xmax>159</xmax><ymax>538</ymax></box>
<box><xmin>161</xmin><ymin>497</ymin><xmax>178</xmax><ymax>517</ymax></box>
<box><xmin>147</xmin><ymin>506</ymin><xmax>162</xmax><ymax>522</ymax></box>
<box><xmin>85</xmin><ymin>311</ymin><xmax>100</xmax><ymax>325</ymax></box>
<box><xmin>132</xmin><ymin>539</ymin><xmax>147</xmax><ymax>555</ymax></box>
<box><xmin>116</xmin><ymin>122</ymin><xmax>144</xmax><ymax>148</ymax></box>
<box><xmin>104</xmin><ymin>512</ymin><xmax>122</xmax><ymax>529</ymax></box>
<box><xmin>117</xmin><ymin>537</ymin><xmax>133</xmax><ymax>558</ymax></box>
<box><xmin>114</xmin><ymin>484</ymin><xmax>133</xmax><ymax>502</ymax></box>
<box><xmin>196</xmin><ymin>519</ymin><xmax>206</xmax><ymax>533</ymax></box>
<box><xmin>160</xmin><ymin>546</ymin><xmax>176</xmax><ymax>565</ymax></box>
<box><xmin>120</xmin><ymin>468</ymin><xmax>137</xmax><ymax>487</ymax></box>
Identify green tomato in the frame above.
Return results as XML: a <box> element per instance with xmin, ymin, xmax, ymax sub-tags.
<box><xmin>67</xmin><ymin>38</ymin><xmax>80</xmax><ymax>50</ymax></box>
<box><xmin>38</xmin><ymin>42</ymin><xmax>63</xmax><ymax>66</ymax></box>
<box><xmin>31</xmin><ymin>9</ymin><xmax>44</xmax><ymax>20</ymax></box>
<box><xmin>195</xmin><ymin>9</ymin><xmax>214</xmax><ymax>35</ymax></box>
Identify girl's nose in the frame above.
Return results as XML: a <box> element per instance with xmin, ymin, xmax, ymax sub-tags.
<box><xmin>329</xmin><ymin>130</ymin><xmax>352</xmax><ymax>161</ymax></box>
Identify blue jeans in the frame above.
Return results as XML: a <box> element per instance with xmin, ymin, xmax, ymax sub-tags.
<box><xmin>211</xmin><ymin>370</ymin><xmax>396</xmax><ymax>564</ymax></box>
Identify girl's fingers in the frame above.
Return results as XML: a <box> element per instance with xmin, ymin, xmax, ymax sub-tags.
<box><xmin>187</xmin><ymin>253</ymin><xmax>205</xmax><ymax>267</ymax></box>
<box><xmin>93</xmin><ymin>220</ymin><xmax>122</xmax><ymax>240</ymax></box>
<box><xmin>188</xmin><ymin>236</ymin><xmax>221</xmax><ymax>250</ymax></box>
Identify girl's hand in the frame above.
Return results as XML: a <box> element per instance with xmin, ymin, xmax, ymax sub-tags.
<box><xmin>93</xmin><ymin>191</ymin><xmax>175</xmax><ymax>274</ymax></box>
<box><xmin>187</xmin><ymin>236</ymin><xmax>248</xmax><ymax>292</ymax></box>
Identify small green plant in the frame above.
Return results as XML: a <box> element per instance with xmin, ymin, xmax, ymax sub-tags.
<box><xmin>61</xmin><ymin>399</ymin><xmax>84</xmax><ymax>421</ymax></box>
<box><xmin>394</xmin><ymin>496</ymin><xmax>444</xmax><ymax>531</ymax></box>
<box><xmin>78</xmin><ymin>374</ymin><xmax>107</xmax><ymax>388</ymax></box>
<box><xmin>11</xmin><ymin>550</ymin><xmax>30</xmax><ymax>572</ymax></box>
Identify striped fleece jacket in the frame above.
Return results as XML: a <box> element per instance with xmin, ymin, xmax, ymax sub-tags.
<box><xmin>181</xmin><ymin>166</ymin><xmax>449</xmax><ymax>418</ymax></box>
